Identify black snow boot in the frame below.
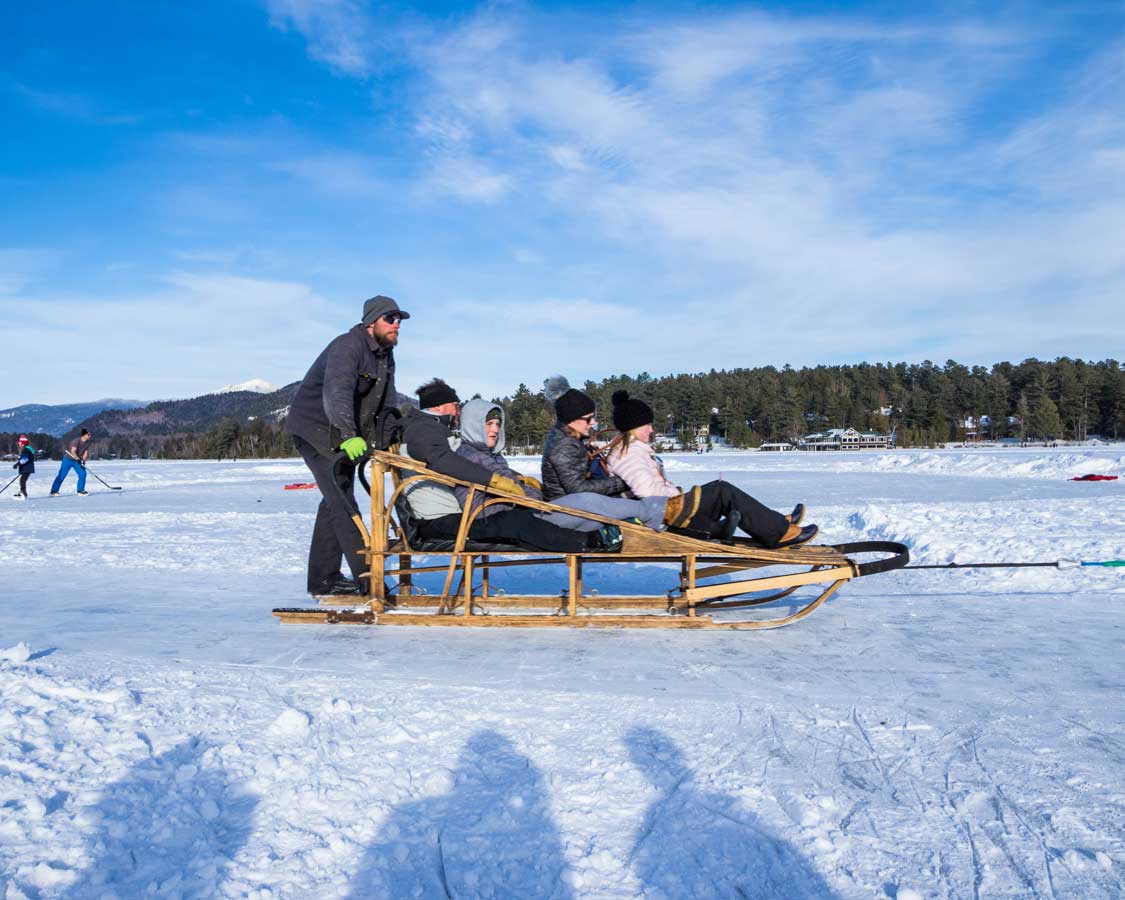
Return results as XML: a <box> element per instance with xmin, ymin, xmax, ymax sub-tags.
<box><xmin>313</xmin><ymin>573</ymin><xmax>366</xmax><ymax>596</ymax></box>
<box><xmin>715</xmin><ymin>510</ymin><xmax>741</xmax><ymax>542</ymax></box>
<box><xmin>588</xmin><ymin>524</ymin><xmax>623</xmax><ymax>552</ymax></box>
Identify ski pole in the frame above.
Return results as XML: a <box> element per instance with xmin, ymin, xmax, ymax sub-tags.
<box><xmin>0</xmin><ymin>473</ymin><xmax>18</xmax><ymax>496</ymax></box>
<box><xmin>905</xmin><ymin>558</ymin><xmax>1124</xmax><ymax>570</ymax></box>
<box><xmin>84</xmin><ymin>467</ymin><xmax>124</xmax><ymax>491</ymax></box>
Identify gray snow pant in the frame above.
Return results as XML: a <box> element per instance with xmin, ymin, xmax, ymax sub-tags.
<box><xmin>537</xmin><ymin>493</ymin><xmax>667</xmax><ymax>532</ymax></box>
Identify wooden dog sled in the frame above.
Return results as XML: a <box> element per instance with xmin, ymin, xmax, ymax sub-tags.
<box><xmin>273</xmin><ymin>450</ymin><xmax>908</xmax><ymax>630</ymax></box>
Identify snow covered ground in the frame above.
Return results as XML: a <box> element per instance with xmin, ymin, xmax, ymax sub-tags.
<box><xmin>2</xmin><ymin>447</ymin><xmax>1123</xmax><ymax>899</ymax></box>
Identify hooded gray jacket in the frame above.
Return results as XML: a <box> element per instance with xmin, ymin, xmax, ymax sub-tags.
<box><xmin>455</xmin><ymin>399</ymin><xmax>542</xmax><ymax>517</ymax></box>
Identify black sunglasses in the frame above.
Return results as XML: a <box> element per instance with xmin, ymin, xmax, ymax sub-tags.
<box><xmin>380</xmin><ymin>313</ymin><xmax>404</xmax><ymax>324</ymax></box>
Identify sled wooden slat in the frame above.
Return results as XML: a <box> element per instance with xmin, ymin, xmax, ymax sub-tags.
<box><xmin>330</xmin><ymin>594</ymin><xmax>677</xmax><ymax>610</ymax></box>
<box><xmin>273</xmin><ymin>450</ymin><xmax>908</xmax><ymax>630</ymax></box>
<box><xmin>372</xmin><ymin>612</ymin><xmax>716</xmax><ymax>628</ymax></box>
<box><xmin>682</xmin><ymin>564</ymin><xmax>856</xmax><ymax>603</ymax></box>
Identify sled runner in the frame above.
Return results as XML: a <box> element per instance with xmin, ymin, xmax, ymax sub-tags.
<box><xmin>273</xmin><ymin>450</ymin><xmax>908</xmax><ymax>630</ymax></box>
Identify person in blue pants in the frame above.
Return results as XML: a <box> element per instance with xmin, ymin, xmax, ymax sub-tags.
<box><xmin>50</xmin><ymin>428</ymin><xmax>92</xmax><ymax>496</ymax></box>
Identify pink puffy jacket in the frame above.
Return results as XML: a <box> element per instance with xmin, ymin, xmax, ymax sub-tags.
<box><xmin>605</xmin><ymin>439</ymin><xmax>681</xmax><ymax>498</ymax></box>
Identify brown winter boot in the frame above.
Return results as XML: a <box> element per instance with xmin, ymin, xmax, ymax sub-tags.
<box><xmin>776</xmin><ymin>522</ymin><xmax>818</xmax><ymax>548</ymax></box>
<box><xmin>663</xmin><ymin>485</ymin><xmax>702</xmax><ymax>529</ymax></box>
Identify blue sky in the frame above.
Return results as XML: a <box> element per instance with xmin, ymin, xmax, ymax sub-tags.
<box><xmin>2</xmin><ymin>1</ymin><xmax>1124</xmax><ymax>406</ymax></box>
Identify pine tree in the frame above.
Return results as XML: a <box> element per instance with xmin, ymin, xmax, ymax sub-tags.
<box><xmin>1029</xmin><ymin>393</ymin><xmax>1063</xmax><ymax>440</ymax></box>
<box><xmin>1015</xmin><ymin>394</ymin><xmax>1030</xmax><ymax>441</ymax></box>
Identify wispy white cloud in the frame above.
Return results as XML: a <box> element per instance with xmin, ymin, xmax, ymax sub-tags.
<box><xmin>1</xmin><ymin>273</ymin><xmax>340</xmax><ymax>403</ymax></box>
<box><xmin>449</xmin><ymin>297</ymin><xmax>634</xmax><ymax>329</ymax></box>
<box><xmin>990</xmin><ymin>39</ymin><xmax>1125</xmax><ymax>202</ymax></box>
<box><xmin>0</xmin><ymin>248</ymin><xmax>57</xmax><ymax>297</ymax></box>
<box><xmin>379</xmin><ymin>8</ymin><xmax>1125</xmax><ymax>373</ymax></box>
<box><xmin>420</xmin><ymin>156</ymin><xmax>513</xmax><ymax>203</ymax></box>
<box><xmin>265</xmin><ymin>0</ymin><xmax>379</xmax><ymax>77</ymax></box>
<box><xmin>272</xmin><ymin>151</ymin><xmax>387</xmax><ymax>197</ymax></box>
<box><xmin>10</xmin><ymin>82</ymin><xmax>141</xmax><ymax>125</ymax></box>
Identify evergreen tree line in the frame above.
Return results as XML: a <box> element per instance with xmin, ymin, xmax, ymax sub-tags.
<box><xmin>1</xmin><ymin>419</ymin><xmax>295</xmax><ymax>462</ymax></box>
<box><xmin>501</xmin><ymin>357</ymin><xmax>1125</xmax><ymax>451</ymax></box>
<box><xmin>106</xmin><ymin>417</ymin><xmax>300</xmax><ymax>461</ymax></box>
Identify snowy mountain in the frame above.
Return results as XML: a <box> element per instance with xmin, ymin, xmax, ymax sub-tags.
<box><xmin>0</xmin><ymin>398</ymin><xmax>147</xmax><ymax>436</ymax></box>
<box><xmin>211</xmin><ymin>378</ymin><xmax>279</xmax><ymax>395</ymax></box>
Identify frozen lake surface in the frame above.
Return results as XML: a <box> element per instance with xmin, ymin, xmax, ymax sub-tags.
<box><xmin>2</xmin><ymin>447</ymin><xmax>1123</xmax><ymax>898</ymax></box>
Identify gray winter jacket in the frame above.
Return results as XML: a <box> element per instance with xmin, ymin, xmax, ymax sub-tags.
<box><xmin>455</xmin><ymin>399</ymin><xmax>542</xmax><ymax>517</ymax></box>
<box><xmin>541</xmin><ymin>424</ymin><xmax>626</xmax><ymax>501</ymax></box>
<box><xmin>284</xmin><ymin>324</ymin><xmax>395</xmax><ymax>455</ymax></box>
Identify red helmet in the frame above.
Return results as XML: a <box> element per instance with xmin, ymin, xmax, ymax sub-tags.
<box><xmin>18</xmin><ymin>435</ymin><xmax>28</xmax><ymax>444</ymax></box>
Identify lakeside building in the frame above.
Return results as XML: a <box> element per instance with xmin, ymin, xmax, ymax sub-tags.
<box><xmin>960</xmin><ymin>415</ymin><xmax>992</xmax><ymax>441</ymax></box>
<box><xmin>694</xmin><ymin>425</ymin><xmax>710</xmax><ymax>452</ymax></box>
<box><xmin>759</xmin><ymin>442</ymin><xmax>796</xmax><ymax>451</ymax></box>
<box><xmin>799</xmin><ymin>427</ymin><xmax>894</xmax><ymax>451</ymax></box>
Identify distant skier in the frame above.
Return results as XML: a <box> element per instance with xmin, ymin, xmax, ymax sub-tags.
<box><xmin>50</xmin><ymin>428</ymin><xmax>92</xmax><ymax>496</ymax></box>
<box><xmin>284</xmin><ymin>295</ymin><xmax>407</xmax><ymax>597</ymax></box>
<box><xmin>11</xmin><ymin>435</ymin><xmax>35</xmax><ymax>499</ymax></box>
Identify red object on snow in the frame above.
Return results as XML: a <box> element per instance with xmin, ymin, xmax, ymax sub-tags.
<box><xmin>1069</xmin><ymin>474</ymin><xmax>1119</xmax><ymax>481</ymax></box>
<box><xmin>284</xmin><ymin>482</ymin><xmax>319</xmax><ymax>490</ymax></box>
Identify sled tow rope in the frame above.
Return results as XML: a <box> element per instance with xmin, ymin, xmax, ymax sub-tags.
<box><xmin>905</xmin><ymin>558</ymin><xmax>1125</xmax><ymax>570</ymax></box>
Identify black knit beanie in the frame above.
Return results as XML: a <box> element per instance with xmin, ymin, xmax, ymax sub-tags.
<box><xmin>416</xmin><ymin>379</ymin><xmax>460</xmax><ymax>409</ymax></box>
<box><xmin>611</xmin><ymin>391</ymin><xmax>653</xmax><ymax>432</ymax></box>
<box><xmin>554</xmin><ymin>388</ymin><xmax>596</xmax><ymax>423</ymax></box>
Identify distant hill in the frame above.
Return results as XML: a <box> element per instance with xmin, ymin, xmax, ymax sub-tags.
<box><xmin>0</xmin><ymin>399</ymin><xmax>147</xmax><ymax>436</ymax></box>
<box><xmin>77</xmin><ymin>383</ymin><xmax>301</xmax><ymax>443</ymax></box>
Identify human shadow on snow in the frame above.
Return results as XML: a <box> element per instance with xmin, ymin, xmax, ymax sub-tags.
<box><xmin>626</xmin><ymin>727</ymin><xmax>839</xmax><ymax>899</ymax></box>
<box><xmin>61</xmin><ymin>737</ymin><xmax>258</xmax><ymax>899</ymax></box>
<box><xmin>347</xmin><ymin>728</ymin><xmax>574</xmax><ymax>899</ymax></box>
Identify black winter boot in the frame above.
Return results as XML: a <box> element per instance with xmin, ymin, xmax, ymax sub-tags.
<box><xmin>587</xmin><ymin>524</ymin><xmax>623</xmax><ymax>552</ymax></box>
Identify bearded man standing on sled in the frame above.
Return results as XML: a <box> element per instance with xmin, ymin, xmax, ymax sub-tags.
<box><xmin>285</xmin><ymin>295</ymin><xmax>407</xmax><ymax>598</ymax></box>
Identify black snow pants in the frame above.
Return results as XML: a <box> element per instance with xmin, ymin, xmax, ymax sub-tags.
<box><xmin>18</xmin><ymin>474</ymin><xmax>30</xmax><ymax>495</ymax></box>
<box><xmin>694</xmin><ymin>480</ymin><xmax>789</xmax><ymax>547</ymax></box>
<box><xmin>417</xmin><ymin>508</ymin><xmax>593</xmax><ymax>553</ymax></box>
<box><xmin>294</xmin><ymin>435</ymin><xmax>369</xmax><ymax>594</ymax></box>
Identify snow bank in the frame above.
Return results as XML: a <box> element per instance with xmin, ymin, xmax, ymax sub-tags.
<box><xmin>647</xmin><ymin>448</ymin><xmax>1125</xmax><ymax>481</ymax></box>
<box><xmin>0</xmin><ymin>642</ymin><xmax>31</xmax><ymax>664</ymax></box>
<box><xmin>831</xmin><ymin>449</ymin><xmax>1125</xmax><ymax>481</ymax></box>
